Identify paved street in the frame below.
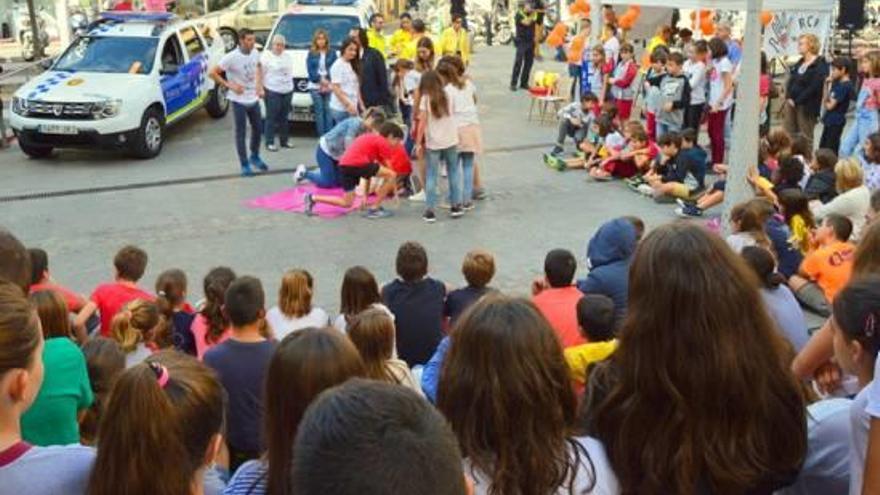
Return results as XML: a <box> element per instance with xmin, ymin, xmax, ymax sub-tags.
<box><xmin>0</xmin><ymin>45</ymin><xmax>675</xmax><ymax>308</ymax></box>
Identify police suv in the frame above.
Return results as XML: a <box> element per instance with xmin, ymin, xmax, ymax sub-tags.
<box><xmin>10</xmin><ymin>12</ymin><xmax>228</xmax><ymax>159</ymax></box>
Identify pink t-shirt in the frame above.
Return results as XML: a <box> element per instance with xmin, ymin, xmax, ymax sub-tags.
<box><xmin>90</xmin><ymin>282</ymin><xmax>154</xmax><ymax>337</ymax></box>
<box><xmin>863</xmin><ymin>78</ymin><xmax>880</xmax><ymax>110</ymax></box>
<box><xmin>532</xmin><ymin>286</ymin><xmax>587</xmax><ymax>349</ymax></box>
<box><xmin>420</xmin><ymin>88</ymin><xmax>459</xmax><ymax>150</ymax></box>
<box><xmin>190</xmin><ymin>313</ymin><xmax>231</xmax><ymax>360</ymax></box>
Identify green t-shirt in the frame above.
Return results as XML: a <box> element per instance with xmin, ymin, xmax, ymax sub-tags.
<box><xmin>21</xmin><ymin>337</ymin><xmax>94</xmax><ymax>446</ymax></box>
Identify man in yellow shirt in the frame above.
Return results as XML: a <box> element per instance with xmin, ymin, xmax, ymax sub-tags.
<box><xmin>388</xmin><ymin>12</ymin><xmax>414</xmax><ymax>59</ymax></box>
<box><xmin>366</xmin><ymin>13</ymin><xmax>388</xmax><ymax>57</ymax></box>
<box><xmin>563</xmin><ymin>294</ymin><xmax>618</xmax><ymax>387</ymax></box>
<box><xmin>438</xmin><ymin>15</ymin><xmax>471</xmax><ymax>65</ymax></box>
<box><xmin>399</xmin><ymin>18</ymin><xmax>428</xmax><ymax>62</ymax></box>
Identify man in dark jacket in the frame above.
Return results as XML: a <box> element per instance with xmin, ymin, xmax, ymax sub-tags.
<box><xmin>577</xmin><ymin>218</ymin><xmax>636</xmax><ymax>323</ymax></box>
<box><xmin>357</xmin><ymin>29</ymin><xmax>393</xmax><ymax>114</ymax></box>
<box><xmin>510</xmin><ymin>1</ymin><xmax>536</xmax><ymax>91</ymax></box>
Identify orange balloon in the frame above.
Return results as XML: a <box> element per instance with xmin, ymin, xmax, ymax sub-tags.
<box><xmin>700</xmin><ymin>18</ymin><xmax>715</xmax><ymax>35</ymax></box>
<box><xmin>760</xmin><ymin>11</ymin><xmax>774</xmax><ymax>26</ymax></box>
<box><xmin>700</xmin><ymin>9</ymin><xmax>713</xmax><ymax>18</ymax></box>
<box><xmin>619</xmin><ymin>13</ymin><xmax>636</xmax><ymax>30</ymax></box>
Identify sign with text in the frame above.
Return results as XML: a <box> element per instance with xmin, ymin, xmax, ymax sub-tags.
<box><xmin>763</xmin><ymin>10</ymin><xmax>832</xmax><ymax>58</ymax></box>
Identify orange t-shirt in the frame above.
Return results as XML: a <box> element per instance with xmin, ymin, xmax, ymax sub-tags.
<box><xmin>532</xmin><ymin>286</ymin><xmax>586</xmax><ymax>348</ymax></box>
<box><xmin>800</xmin><ymin>241</ymin><xmax>855</xmax><ymax>301</ymax></box>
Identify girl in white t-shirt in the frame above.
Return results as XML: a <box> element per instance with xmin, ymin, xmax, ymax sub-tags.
<box><xmin>266</xmin><ymin>269</ymin><xmax>329</xmax><ymax>341</ymax></box>
<box><xmin>328</xmin><ymin>38</ymin><xmax>362</xmax><ymax>126</ymax></box>
<box><xmin>683</xmin><ymin>40</ymin><xmax>708</xmax><ymax>131</ymax></box>
<box><xmin>414</xmin><ymin>70</ymin><xmax>460</xmax><ymax>223</ymax></box>
<box><xmin>438</xmin><ymin>57</ymin><xmax>482</xmax><ymax>211</ymax></box>
<box><xmin>707</xmin><ymin>37</ymin><xmax>734</xmax><ymax>166</ymax></box>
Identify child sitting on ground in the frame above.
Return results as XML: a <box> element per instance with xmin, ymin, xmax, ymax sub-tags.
<box><xmin>676</xmin><ymin>147</ymin><xmax>771</xmax><ymax>218</ymax></box>
<box><xmin>549</xmin><ymin>92</ymin><xmax>599</xmax><ymax>156</ymax></box>
<box><xmin>805</xmin><ymin>148</ymin><xmax>838</xmax><ymax>203</ymax></box>
<box><xmin>641</xmin><ymin>132</ymin><xmax>701</xmax><ymax>201</ymax></box>
<box><xmin>591</xmin><ymin>124</ymin><xmax>656</xmax><ymax>180</ymax></box>
<box><xmin>778</xmin><ymin>188</ymin><xmax>816</xmax><ymax>255</ymax></box>
<box><xmin>788</xmin><ymin>214</ymin><xmax>855</xmax><ymax>316</ymax></box>
<box><xmin>304</xmin><ymin>122</ymin><xmax>404</xmax><ymax>220</ymax></box>
<box><xmin>445</xmin><ymin>249</ymin><xmax>496</xmax><ymax>325</ymax></box>
<box><xmin>545</xmin><ymin>115</ymin><xmax>622</xmax><ymax>172</ymax></box>
<box><xmin>563</xmin><ymin>294</ymin><xmax>618</xmax><ymax>389</ymax></box>
<box><xmin>531</xmin><ymin>248</ymin><xmax>586</xmax><ymax>348</ymax></box>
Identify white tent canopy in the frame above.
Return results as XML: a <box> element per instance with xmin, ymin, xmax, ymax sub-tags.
<box><xmin>597</xmin><ymin>0</ymin><xmax>834</xmax><ymax>11</ymax></box>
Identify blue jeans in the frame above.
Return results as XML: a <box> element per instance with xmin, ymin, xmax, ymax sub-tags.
<box><xmin>330</xmin><ymin>108</ymin><xmax>351</xmax><ymax>127</ymax></box>
<box><xmin>840</xmin><ymin>111</ymin><xmax>879</xmax><ymax>158</ymax></box>
<box><xmin>425</xmin><ymin>146</ymin><xmax>460</xmax><ymax>209</ymax></box>
<box><xmin>310</xmin><ymin>90</ymin><xmax>332</xmax><ymax>136</ymax></box>
<box><xmin>264</xmin><ymin>89</ymin><xmax>291</xmax><ymax>147</ymax></box>
<box><xmin>232</xmin><ymin>101</ymin><xmax>262</xmax><ymax>166</ymax></box>
<box><xmin>305</xmin><ymin>146</ymin><xmax>340</xmax><ymax>188</ymax></box>
<box><xmin>459</xmin><ymin>152</ymin><xmax>475</xmax><ymax>203</ymax></box>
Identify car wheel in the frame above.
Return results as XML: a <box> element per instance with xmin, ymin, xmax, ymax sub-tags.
<box><xmin>19</xmin><ymin>139</ymin><xmax>53</xmax><ymax>158</ymax></box>
<box><xmin>220</xmin><ymin>28</ymin><xmax>237</xmax><ymax>52</ymax></box>
<box><xmin>129</xmin><ymin>107</ymin><xmax>164</xmax><ymax>159</ymax></box>
<box><xmin>205</xmin><ymin>84</ymin><xmax>229</xmax><ymax>118</ymax></box>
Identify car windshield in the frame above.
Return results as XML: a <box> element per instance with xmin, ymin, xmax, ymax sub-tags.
<box><xmin>53</xmin><ymin>36</ymin><xmax>158</xmax><ymax>74</ymax></box>
<box><xmin>273</xmin><ymin>14</ymin><xmax>360</xmax><ymax>50</ymax></box>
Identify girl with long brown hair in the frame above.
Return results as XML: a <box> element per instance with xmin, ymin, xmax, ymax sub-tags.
<box><xmin>438</xmin><ymin>294</ymin><xmax>618</xmax><ymax>494</ymax></box>
<box><xmin>415</xmin><ymin>69</ymin><xmax>461</xmax><ymax>222</ymax></box>
<box><xmin>347</xmin><ymin>308</ymin><xmax>423</xmax><ymax>395</ymax></box>
<box><xmin>155</xmin><ymin>268</ymin><xmax>196</xmax><ymax>355</ymax></box>
<box><xmin>191</xmin><ymin>266</ymin><xmax>236</xmax><ymax>359</ymax></box>
<box><xmin>583</xmin><ymin>222</ymin><xmax>806</xmax><ymax>494</ymax></box>
<box><xmin>79</xmin><ymin>337</ymin><xmax>125</xmax><ymax>445</ymax></box>
<box><xmin>726</xmin><ymin>200</ymin><xmax>773</xmax><ymax>254</ymax></box>
<box><xmin>328</xmin><ymin>36</ymin><xmax>363</xmax><ymax>126</ymax></box>
<box><xmin>223</xmin><ymin>327</ymin><xmax>365</xmax><ymax>495</ymax></box>
<box><xmin>409</xmin><ymin>36</ymin><xmax>436</xmax><ymax>202</ymax></box>
<box><xmin>266</xmin><ymin>269</ymin><xmax>329</xmax><ymax>340</ymax></box>
<box><xmin>0</xmin><ymin>280</ymin><xmax>95</xmax><ymax>494</ymax></box>
<box><xmin>332</xmin><ymin>266</ymin><xmax>394</xmax><ymax>332</ymax></box>
<box><xmin>88</xmin><ymin>351</ymin><xmax>225</xmax><ymax>495</ymax></box>
<box><xmin>20</xmin><ymin>290</ymin><xmax>93</xmax><ymax>447</ymax></box>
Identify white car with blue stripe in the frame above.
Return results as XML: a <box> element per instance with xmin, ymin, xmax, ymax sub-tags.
<box><xmin>9</xmin><ymin>12</ymin><xmax>229</xmax><ymax>159</ymax></box>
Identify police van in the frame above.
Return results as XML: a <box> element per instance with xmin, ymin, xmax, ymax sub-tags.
<box><xmin>10</xmin><ymin>12</ymin><xmax>228</xmax><ymax>159</ymax></box>
<box><xmin>266</xmin><ymin>0</ymin><xmax>374</xmax><ymax>124</ymax></box>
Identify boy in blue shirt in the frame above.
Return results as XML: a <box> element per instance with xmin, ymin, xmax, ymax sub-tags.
<box><xmin>820</xmin><ymin>57</ymin><xmax>855</xmax><ymax>154</ymax></box>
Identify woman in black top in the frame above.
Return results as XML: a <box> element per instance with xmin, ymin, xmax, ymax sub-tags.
<box><xmin>783</xmin><ymin>33</ymin><xmax>828</xmax><ymax>147</ymax></box>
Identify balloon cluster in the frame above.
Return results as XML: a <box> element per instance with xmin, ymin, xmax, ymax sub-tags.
<box><xmin>617</xmin><ymin>5</ymin><xmax>641</xmax><ymax>30</ymax></box>
<box><xmin>569</xmin><ymin>0</ymin><xmax>590</xmax><ymax>16</ymax></box>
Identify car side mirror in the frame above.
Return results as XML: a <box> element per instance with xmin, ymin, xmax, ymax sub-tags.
<box><xmin>160</xmin><ymin>64</ymin><xmax>179</xmax><ymax>75</ymax></box>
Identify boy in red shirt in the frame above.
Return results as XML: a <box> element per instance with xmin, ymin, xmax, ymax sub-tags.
<box><xmin>531</xmin><ymin>248</ymin><xmax>586</xmax><ymax>348</ymax></box>
<box><xmin>304</xmin><ymin>123</ymin><xmax>404</xmax><ymax>219</ymax></box>
<box><xmin>74</xmin><ymin>245</ymin><xmax>154</xmax><ymax>339</ymax></box>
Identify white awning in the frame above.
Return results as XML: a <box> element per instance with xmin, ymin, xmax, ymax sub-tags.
<box><xmin>599</xmin><ymin>0</ymin><xmax>834</xmax><ymax>12</ymax></box>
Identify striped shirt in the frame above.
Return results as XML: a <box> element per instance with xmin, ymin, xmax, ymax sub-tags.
<box><xmin>223</xmin><ymin>460</ymin><xmax>268</xmax><ymax>495</ymax></box>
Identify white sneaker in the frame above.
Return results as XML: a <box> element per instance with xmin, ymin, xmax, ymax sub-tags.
<box><xmin>637</xmin><ymin>184</ymin><xmax>654</xmax><ymax>196</ymax></box>
<box><xmin>409</xmin><ymin>190</ymin><xmax>426</xmax><ymax>202</ymax></box>
<box><xmin>293</xmin><ymin>164</ymin><xmax>307</xmax><ymax>184</ymax></box>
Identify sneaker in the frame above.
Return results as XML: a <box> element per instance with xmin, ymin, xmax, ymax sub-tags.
<box><xmin>293</xmin><ymin>164</ymin><xmax>307</xmax><ymax>184</ymax></box>
<box><xmin>409</xmin><ymin>190</ymin><xmax>426</xmax><ymax>202</ymax></box>
<box><xmin>450</xmin><ymin>205</ymin><xmax>464</xmax><ymax>218</ymax></box>
<box><xmin>303</xmin><ymin>193</ymin><xmax>315</xmax><ymax>216</ymax></box>
<box><xmin>240</xmin><ymin>165</ymin><xmax>254</xmax><ymax>177</ymax></box>
<box><xmin>280</xmin><ymin>141</ymin><xmax>294</xmax><ymax>148</ymax></box>
<box><xmin>637</xmin><ymin>184</ymin><xmax>654</xmax><ymax>196</ymax></box>
<box><xmin>550</xmin><ymin>145</ymin><xmax>564</xmax><ymax>156</ymax></box>
<box><xmin>462</xmin><ymin>202</ymin><xmax>475</xmax><ymax>211</ymax></box>
<box><xmin>250</xmin><ymin>155</ymin><xmax>269</xmax><ymax>172</ymax></box>
<box><xmin>472</xmin><ymin>188</ymin><xmax>487</xmax><ymax>201</ymax></box>
<box><xmin>675</xmin><ymin>204</ymin><xmax>703</xmax><ymax>218</ymax></box>
<box><xmin>266</xmin><ymin>143</ymin><xmax>279</xmax><ymax>152</ymax></box>
<box><xmin>547</xmin><ymin>154</ymin><xmax>566</xmax><ymax>172</ymax></box>
<box><xmin>364</xmin><ymin>207</ymin><xmax>393</xmax><ymax>219</ymax></box>
<box><xmin>422</xmin><ymin>209</ymin><xmax>437</xmax><ymax>223</ymax></box>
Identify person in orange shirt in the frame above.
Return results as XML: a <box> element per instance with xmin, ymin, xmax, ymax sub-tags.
<box><xmin>789</xmin><ymin>214</ymin><xmax>856</xmax><ymax>316</ymax></box>
<box><xmin>531</xmin><ymin>249</ymin><xmax>586</xmax><ymax>348</ymax></box>
<box><xmin>567</xmin><ymin>17</ymin><xmax>590</xmax><ymax>99</ymax></box>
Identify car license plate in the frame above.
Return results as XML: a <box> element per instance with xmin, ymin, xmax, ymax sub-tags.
<box><xmin>38</xmin><ymin>124</ymin><xmax>78</xmax><ymax>135</ymax></box>
<box><xmin>290</xmin><ymin>112</ymin><xmax>314</xmax><ymax>122</ymax></box>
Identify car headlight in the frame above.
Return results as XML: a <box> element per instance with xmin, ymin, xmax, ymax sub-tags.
<box><xmin>91</xmin><ymin>99</ymin><xmax>122</xmax><ymax>119</ymax></box>
<box><xmin>11</xmin><ymin>96</ymin><xmax>28</xmax><ymax>115</ymax></box>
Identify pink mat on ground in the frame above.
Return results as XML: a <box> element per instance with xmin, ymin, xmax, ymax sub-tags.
<box><xmin>245</xmin><ymin>184</ymin><xmax>376</xmax><ymax>218</ymax></box>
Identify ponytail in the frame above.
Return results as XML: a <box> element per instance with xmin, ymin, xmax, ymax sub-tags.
<box><xmin>88</xmin><ymin>351</ymin><xmax>225</xmax><ymax>495</ymax></box>
<box><xmin>200</xmin><ymin>267</ymin><xmax>236</xmax><ymax>345</ymax></box>
<box><xmin>155</xmin><ymin>269</ymin><xmax>187</xmax><ymax>350</ymax></box>
<box><xmin>110</xmin><ymin>299</ymin><xmax>159</xmax><ymax>353</ymax></box>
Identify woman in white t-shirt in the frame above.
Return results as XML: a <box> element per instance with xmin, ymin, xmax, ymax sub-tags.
<box><xmin>437</xmin><ymin>296</ymin><xmax>619</xmax><ymax>494</ymax></box>
<box><xmin>266</xmin><ymin>269</ymin><xmax>329</xmax><ymax>341</ymax></box>
<box><xmin>437</xmin><ymin>58</ymin><xmax>481</xmax><ymax>211</ymax></box>
<box><xmin>261</xmin><ymin>35</ymin><xmax>295</xmax><ymax>151</ymax></box>
<box><xmin>706</xmin><ymin>37</ymin><xmax>734</xmax><ymax>166</ymax></box>
<box><xmin>414</xmin><ymin>70</ymin><xmax>460</xmax><ymax>223</ymax></box>
<box><xmin>328</xmin><ymin>37</ymin><xmax>362</xmax><ymax>126</ymax></box>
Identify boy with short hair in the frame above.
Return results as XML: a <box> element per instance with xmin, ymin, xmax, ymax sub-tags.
<box><xmin>382</xmin><ymin>242</ymin><xmax>446</xmax><ymax>367</ymax></box>
<box><xmin>445</xmin><ymin>249</ymin><xmax>496</xmax><ymax>325</ymax></box>
<box><xmin>820</xmin><ymin>57</ymin><xmax>854</xmax><ymax>153</ymax></box>
<box><xmin>642</xmin><ymin>131</ymin><xmax>705</xmax><ymax>201</ymax></box>
<box><xmin>291</xmin><ymin>379</ymin><xmax>467</xmax><ymax>495</ymax></box>
<box><xmin>804</xmin><ymin>148</ymin><xmax>839</xmax><ymax>204</ymax></box>
<box><xmin>564</xmin><ymin>294</ymin><xmax>618</xmax><ymax>387</ymax></box>
<box><xmin>532</xmin><ymin>248</ymin><xmax>586</xmax><ymax>348</ymax></box>
<box><xmin>304</xmin><ymin>122</ymin><xmax>404</xmax><ymax>219</ymax></box>
<box><xmin>549</xmin><ymin>92</ymin><xmax>599</xmax><ymax>156</ymax></box>
<box><xmin>75</xmin><ymin>245</ymin><xmax>153</xmax><ymax>338</ymax></box>
<box><xmin>652</xmin><ymin>52</ymin><xmax>691</xmax><ymax>138</ymax></box>
<box><xmin>789</xmin><ymin>214</ymin><xmax>856</xmax><ymax>316</ymax></box>
<box><xmin>204</xmin><ymin>276</ymin><xmax>276</xmax><ymax>471</ymax></box>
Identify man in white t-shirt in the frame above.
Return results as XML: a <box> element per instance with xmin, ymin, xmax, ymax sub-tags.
<box><xmin>210</xmin><ymin>28</ymin><xmax>268</xmax><ymax>176</ymax></box>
